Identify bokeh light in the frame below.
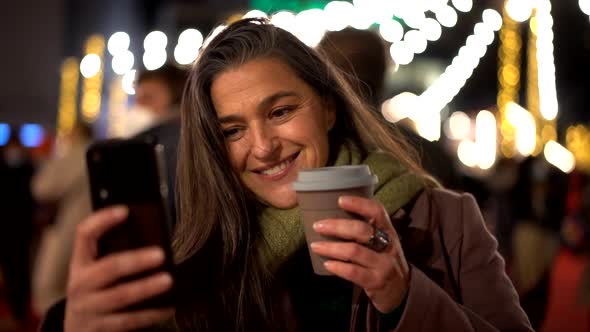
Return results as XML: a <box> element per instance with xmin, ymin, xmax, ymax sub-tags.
<box><xmin>178</xmin><ymin>28</ymin><xmax>204</xmax><ymax>48</ymax></box>
<box><xmin>294</xmin><ymin>9</ymin><xmax>326</xmax><ymax>47</ymax></box>
<box><xmin>202</xmin><ymin>25</ymin><xmax>227</xmax><ymax>48</ymax></box>
<box><xmin>404</xmin><ymin>30</ymin><xmax>428</xmax><ymax>54</ymax></box>
<box><xmin>143</xmin><ymin>49</ymin><xmax>167</xmax><ymax>70</ymax></box>
<box><xmin>111</xmin><ymin>50</ymin><xmax>134</xmax><ymax>75</ymax></box>
<box><xmin>475</xmin><ymin>110</ymin><xmax>497</xmax><ymax>170</ymax></box>
<box><xmin>483</xmin><ymin>9</ymin><xmax>503</xmax><ymax>31</ymax></box>
<box><xmin>243</xmin><ymin>9</ymin><xmax>268</xmax><ymax>19</ymax></box>
<box><xmin>107</xmin><ymin>32</ymin><xmax>130</xmax><ymax>56</ymax></box>
<box><xmin>19</xmin><ymin>124</ymin><xmax>45</xmax><ymax>148</ymax></box>
<box><xmin>381</xmin><ymin>92</ymin><xmax>418</xmax><ymax>123</ymax></box>
<box><xmin>458</xmin><ymin>139</ymin><xmax>478</xmax><ymax>168</ymax></box>
<box><xmin>445</xmin><ymin>111</ymin><xmax>471</xmax><ymax>140</ymax></box>
<box><xmin>435</xmin><ymin>5</ymin><xmax>458</xmax><ymax>28</ymax></box>
<box><xmin>270</xmin><ymin>11</ymin><xmax>297</xmax><ymax>33</ymax></box>
<box><xmin>421</xmin><ymin>18</ymin><xmax>442</xmax><ymax>41</ymax></box>
<box><xmin>143</xmin><ymin>31</ymin><xmax>168</xmax><ymax>50</ymax></box>
<box><xmin>505</xmin><ymin>0</ymin><xmax>533</xmax><ymax>23</ymax></box>
<box><xmin>80</xmin><ymin>54</ymin><xmax>101</xmax><ymax>78</ymax></box>
<box><xmin>544</xmin><ymin>140</ymin><xmax>576</xmax><ymax>173</ymax></box>
<box><xmin>0</xmin><ymin>124</ymin><xmax>10</xmax><ymax>146</ymax></box>
<box><xmin>451</xmin><ymin>0</ymin><xmax>473</xmax><ymax>13</ymax></box>
<box><xmin>390</xmin><ymin>42</ymin><xmax>414</xmax><ymax>66</ymax></box>
<box><xmin>174</xmin><ymin>45</ymin><xmax>199</xmax><ymax>65</ymax></box>
<box><xmin>324</xmin><ymin>1</ymin><xmax>355</xmax><ymax>31</ymax></box>
<box><xmin>379</xmin><ymin>19</ymin><xmax>404</xmax><ymax>43</ymax></box>
<box><xmin>122</xmin><ymin>69</ymin><xmax>136</xmax><ymax>95</ymax></box>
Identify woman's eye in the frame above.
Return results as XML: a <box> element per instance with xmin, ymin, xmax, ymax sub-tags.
<box><xmin>271</xmin><ymin>106</ymin><xmax>294</xmax><ymax>119</ymax></box>
<box><xmin>223</xmin><ymin>127</ymin><xmax>241</xmax><ymax>139</ymax></box>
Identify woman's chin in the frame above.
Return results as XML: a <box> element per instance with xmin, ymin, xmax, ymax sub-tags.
<box><xmin>259</xmin><ymin>192</ymin><xmax>298</xmax><ymax>209</ymax></box>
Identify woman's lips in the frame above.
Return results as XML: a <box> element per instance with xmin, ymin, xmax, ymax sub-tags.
<box><xmin>254</xmin><ymin>152</ymin><xmax>300</xmax><ymax>181</ymax></box>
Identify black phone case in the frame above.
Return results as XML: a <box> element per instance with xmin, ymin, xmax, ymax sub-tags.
<box><xmin>86</xmin><ymin>138</ymin><xmax>175</xmax><ymax>311</ymax></box>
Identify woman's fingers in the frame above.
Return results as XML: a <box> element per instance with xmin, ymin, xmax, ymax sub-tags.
<box><xmin>313</xmin><ymin>218</ymin><xmax>374</xmax><ymax>244</ymax></box>
<box><xmin>82</xmin><ymin>272</ymin><xmax>173</xmax><ymax>314</ymax></box>
<box><xmin>70</xmin><ymin>246</ymin><xmax>166</xmax><ymax>295</ymax></box>
<box><xmin>322</xmin><ymin>260</ymin><xmax>378</xmax><ymax>289</ymax></box>
<box><xmin>338</xmin><ymin>196</ymin><xmax>389</xmax><ymax>228</ymax></box>
<box><xmin>70</xmin><ymin>206</ymin><xmax>128</xmax><ymax>269</ymax></box>
<box><xmin>96</xmin><ymin>308</ymin><xmax>175</xmax><ymax>332</ymax></box>
<box><xmin>310</xmin><ymin>241</ymin><xmax>383</xmax><ymax>269</ymax></box>
<box><xmin>338</xmin><ymin>196</ymin><xmax>401</xmax><ymax>247</ymax></box>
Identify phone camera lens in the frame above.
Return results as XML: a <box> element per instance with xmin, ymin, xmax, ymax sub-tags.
<box><xmin>99</xmin><ymin>189</ymin><xmax>108</xmax><ymax>200</ymax></box>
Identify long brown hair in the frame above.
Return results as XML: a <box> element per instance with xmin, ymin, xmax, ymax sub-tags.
<box><xmin>173</xmin><ymin>18</ymin><xmax>423</xmax><ymax>331</ymax></box>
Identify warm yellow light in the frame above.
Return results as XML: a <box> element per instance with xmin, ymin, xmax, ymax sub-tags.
<box><xmin>415</xmin><ymin>110</ymin><xmax>441</xmax><ymax>142</ymax></box>
<box><xmin>566</xmin><ymin>125</ymin><xmax>590</xmax><ymax>173</ymax></box>
<box><xmin>458</xmin><ymin>139</ymin><xmax>478</xmax><ymax>168</ymax></box>
<box><xmin>81</xmin><ymin>35</ymin><xmax>105</xmax><ymax>123</ymax></box>
<box><xmin>475</xmin><ymin>110</ymin><xmax>497</xmax><ymax>169</ymax></box>
<box><xmin>57</xmin><ymin>57</ymin><xmax>80</xmax><ymax>137</ymax></box>
<box><xmin>445</xmin><ymin>111</ymin><xmax>471</xmax><ymax>140</ymax></box>
<box><xmin>541</xmin><ymin>125</ymin><xmax>557</xmax><ymax>143</ymax></box>
<box><xmin>505</xmin><ymin>102</ymin><xmax>536</xmax><ymax>156</ymax></box>
<box><xmin>505</xmin><ymin>0</ymin><xmax>533</xmax><ymax>22</ymax></box>
<box><xmin>243</xmin><ymin>9</ymin><xmax>268</xmax><ymax>19</ymax></box>
<box><xmin>80</xmin><ymin>54</ymin><xmax>101</xmax><ymax>78</ymax></box>
<box><xmin>381</xmin><ymin>92</ymin><xmax>418</xmax><ymax>123</ymax></box>
<box><xmin>544</xmin><ymin>141</ymin><xmax>575</xmax><ymax>173</ymax></box>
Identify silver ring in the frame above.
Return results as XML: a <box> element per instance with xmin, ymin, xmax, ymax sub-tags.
<box><xmin>366</xmin><ymin>227</ymin><xmax>390</xmax><ymax>252</ymax></box>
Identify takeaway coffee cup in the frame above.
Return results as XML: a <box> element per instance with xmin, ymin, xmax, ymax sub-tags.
<box><xmin>293</xmin><ymin>165</ymin><xmax>378</xmax><ymax>275</ymax></box>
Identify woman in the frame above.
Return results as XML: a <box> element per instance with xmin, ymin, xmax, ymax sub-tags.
<box><xmin>53</xmin><ymin>18</ymin><xmax>532</xmax><ymax>331</ymax></box>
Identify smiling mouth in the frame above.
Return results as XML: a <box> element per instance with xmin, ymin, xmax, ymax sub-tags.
<box><xmin>254</xmin><ymin>152</ymin><xmax>300</xmax><ymax>176</ymax></box>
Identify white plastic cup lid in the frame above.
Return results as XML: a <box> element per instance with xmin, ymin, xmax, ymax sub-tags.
<box><xmin>292</xmin><ymin>165</ymin><xmax>378</xmax><ymax>191</ymax></box>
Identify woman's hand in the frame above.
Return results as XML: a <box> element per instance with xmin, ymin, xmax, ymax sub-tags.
<box><xmin>310</xmin><ymin>196</ymin><xmax>410</xmax><ymax>314</ymax></box>
<box><xmin>64</xmin><ymin>206</ymin><xmax>174</xmax><ymax>332</ymax></box>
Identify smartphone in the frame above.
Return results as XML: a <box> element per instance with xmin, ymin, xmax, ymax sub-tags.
<box><xmin>86</xmin><ymin>138</ymin><xmax>175</xmax><ymax>310</ymax></box>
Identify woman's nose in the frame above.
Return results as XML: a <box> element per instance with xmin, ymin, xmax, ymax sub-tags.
<box><xmin>250</xmin><ymin>124</ymin><xmax>279</xmax><ymax>160</ymax></box>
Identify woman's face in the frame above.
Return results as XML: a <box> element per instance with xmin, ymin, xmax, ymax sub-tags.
<box><xmin>211</xmin><ymin>57</ymin><xmax>336</xmax><ymax>209</ymax></box>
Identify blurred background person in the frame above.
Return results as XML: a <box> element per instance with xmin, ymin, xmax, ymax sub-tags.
<box><xmin>317</xmin><ymin>28</ymin><xmax>459</xmax><ymax>188</ymax></box>
<box><xmin>126</xmin><ymin>63</ymin><xmax>188</xmax><ymax>231</ymax></box>
<box><xmin>540</xmin><ymin>172</ymin><xmax>590</xmax><ymax>332</ymax></box>
<box><xmin>501</xmin><ymin>157</ymin><xmax>569</xmax><ymax>330</ymax></box>
<box><xmin>0</xmin><ymin>135</ymin><xmax>36</xmax><ymax>327</ymax></box>
<box><xmin>30</xmin><ymin>123</ymin><xmax>94</xmax><ymax>316</ymax></box>
<box><xmin>317</xmin><ymin>27</ymin><xmax>387</xmax><ymax>108</ymax></box>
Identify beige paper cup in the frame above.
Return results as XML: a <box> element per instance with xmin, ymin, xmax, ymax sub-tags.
<box><xmin>293</xmin><ymin>166</ymin><xmax>377</xmax><ymax>275</ymax></box>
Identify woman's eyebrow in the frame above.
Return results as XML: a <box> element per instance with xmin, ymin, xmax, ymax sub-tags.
<box><xmin>218</xmin><ymin>91</ymin><xmax>300</xmax><ymax>123</ymax></box>
<box><xmin>257</xmin><ymin>91</ymin><xmax>300</xmax><ymax>111</ymax></box>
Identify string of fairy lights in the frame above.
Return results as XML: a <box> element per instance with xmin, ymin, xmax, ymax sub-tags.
<box><xmin>54</xmin><ymin>0</ymin><xmax>589</xmax><ymax>174</ymax></box>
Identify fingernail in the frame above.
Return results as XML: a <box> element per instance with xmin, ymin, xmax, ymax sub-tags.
<box><xmin>310</xmin><ymin>242</ymin><xmax>321</xmax><ymax>250</ymax></box>
<box><xmin>338</xmin><ymin>196</ymin><xmax>351</xmax><ymax>206</ymax></box>
<box><xmin>313</xmin><ymin>222</ymin><xmax>325</xmax><ymax>230</ymax></box>
<box><xmin>158</xmin><ymin>273</ymin><xmax>173</xmax><ymax>286</ymax></box>
<box><xmin>112</xmin><ymin>206</ymin><xmax>128</xmax><ymax>218</ymax></box>
<box><xmin>149</xmin><ymin>248</ymin><xmax>165</xmax><ymax>262</ymax></box>
<box><xmin>324</xmin><ymin>261</ymin><xmax>334</xmax><ymax>269</ymax></box>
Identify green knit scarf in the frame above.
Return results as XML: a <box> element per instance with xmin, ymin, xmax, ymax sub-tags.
<box><xmin>258</xmin><ymin>141</ymin><xmax>434</xmax><ymax>272</ymax></box>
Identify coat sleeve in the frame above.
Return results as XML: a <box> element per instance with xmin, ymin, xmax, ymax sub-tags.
<box><xmin>390</xmin><ymin>193</ymin><xmax>533</xmax><ymax>332</ymax></box>
<box><xmin>31</xmin><ymin>148</ymin><xmax>85</xmax><ymax>202</ymax></box>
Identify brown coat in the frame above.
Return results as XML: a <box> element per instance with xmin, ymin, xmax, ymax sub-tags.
<box><xmin>39</xmin><ymin>188</ymin><xmax>532</xmax><ymax>331</ymax></box>
<box><xmin>348</xmin><ymin>188</ymin><xmax>533</xmax><ymax>331</ymax></box>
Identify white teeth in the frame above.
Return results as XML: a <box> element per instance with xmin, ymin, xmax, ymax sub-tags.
<box><xmin>261</xmin><ymin>159</ymin><xmax>292</xmax><ymax>176</ymax></box>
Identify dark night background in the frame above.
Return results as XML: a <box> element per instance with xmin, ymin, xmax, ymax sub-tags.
<box><xmin>0</xmin><ymin>0</ymin><xmax>588</xmax><ymax>129</ymax></box>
